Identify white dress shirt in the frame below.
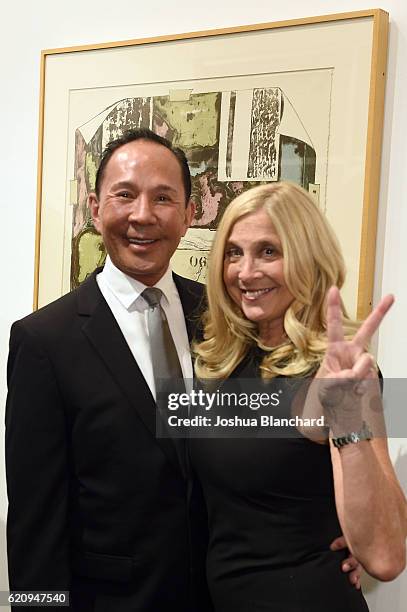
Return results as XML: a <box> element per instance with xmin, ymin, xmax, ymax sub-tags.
<box><xmin>97</xmin><ymin>257</ymin><xmax>193</xmax><ymax>400</ymax></box>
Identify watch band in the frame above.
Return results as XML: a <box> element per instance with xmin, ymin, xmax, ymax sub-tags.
<box><xmin>332</xmin><ymin>421</ymin><xmax>373</xmax><ymax>449</ymax></box>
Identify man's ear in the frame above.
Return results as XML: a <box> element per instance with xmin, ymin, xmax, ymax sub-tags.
<box><xmin>88</xmin><ymin>192</ymin><xmax>101</xmax><ymax>233</ymax></box>
<box><xmin>183</xmin><ymin>200</ymin><xmax>195</xmax><ymax>234</ymax></box>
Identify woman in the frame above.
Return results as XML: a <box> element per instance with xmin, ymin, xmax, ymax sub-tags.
<box><xmin>191</xmin><ymin>182</ymin><xmax>406</xmax><ymax>612</ymax></box>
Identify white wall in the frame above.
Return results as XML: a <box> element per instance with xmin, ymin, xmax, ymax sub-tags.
<box><xmin>0</xmin><ymin>0</ymin><xmax>406</xmax><ymax>609</ymax></box>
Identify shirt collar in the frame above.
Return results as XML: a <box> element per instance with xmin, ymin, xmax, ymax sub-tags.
<box><xmin>100</xmin><ymin>256</ymin><xmax>174</xmax><ymax>310</ymax></box>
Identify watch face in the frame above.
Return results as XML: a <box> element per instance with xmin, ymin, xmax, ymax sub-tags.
<box><xmin>350</xmin><ymin>432</ymin><xmax>359</xmax><ymax>443</ymax></box>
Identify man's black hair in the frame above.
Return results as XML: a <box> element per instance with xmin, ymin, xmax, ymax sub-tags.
<box><xmin>94</xmin><ymin>128</ymin><xmax>191</xmax><ymax>204</ymax></box>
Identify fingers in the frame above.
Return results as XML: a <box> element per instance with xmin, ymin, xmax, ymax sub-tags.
<box><xmin>330</xmin><ymin>536</ymin><xmax>362</xmax><ymax>589</ymax></box>
<box><xmin>353</xmin><ymin>294</ymin><xmax>395</xmax><ymax>349</ymax></box>
<box><xmin>342</xmin><ymin>556</ymin><xmax>360</xmax><ymax>573</ymax></box>
<box><xmin>353</xmin><ymin>575</ymin><xmax>361</xmax><ymax>589</ymax></box>
<box><xmin>352</xmin><ymin>352</ymin><xmax>375</xmax><ymax>379</ymax></box>
<box><xmin>342</xmin><ymin>557</ymin><xmax>362</xmax><ymax>589</ymax></box>
<box><xmin>326</xmin><ymin>286</ymin><xmax>344</xmax><ymax>344</ymax></box>
<box><xmin>349</xmin><ymin>568</ymin><xmax>361</xmax><ymax>589</ymax></box>
<box><xmin>330</xmin><ymin>535</ymin><xmax>347</xmax><ymax>551</ymax></box>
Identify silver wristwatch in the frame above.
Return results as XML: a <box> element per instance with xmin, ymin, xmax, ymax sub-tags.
<box><xmin>332</xmin><ymin>421</ymin><xmax>373</xmax><ymax>449</ymax></box>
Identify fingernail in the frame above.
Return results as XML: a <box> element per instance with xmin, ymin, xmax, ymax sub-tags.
<box><xmin>343</xmin><ymin>563</ymin><xmax>350</xmax><ymax>571</ymax></box>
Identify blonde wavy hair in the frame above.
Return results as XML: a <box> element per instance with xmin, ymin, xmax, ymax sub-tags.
<box><xmin>194</xmin><ymin>181</ymin><xmax>358</xmax><ymax>379</ymax></box>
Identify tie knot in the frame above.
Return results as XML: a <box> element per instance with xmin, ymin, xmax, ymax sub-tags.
<box><xmin>142</xmin><ymin>287</ymin><xmax>163</xmax><ymax>309</ymax></box>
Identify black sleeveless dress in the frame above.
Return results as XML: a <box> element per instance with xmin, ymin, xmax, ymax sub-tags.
<box><xmin>189</xmin><ymin>350</ymin><xmax>369</xmax><ymax>612</ymax></box>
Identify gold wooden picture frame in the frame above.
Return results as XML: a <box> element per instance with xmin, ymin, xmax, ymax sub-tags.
<box><xmin>34</xmin><ymin>9</ymin><xmax>389</xmax><ymax>318</ymax></box>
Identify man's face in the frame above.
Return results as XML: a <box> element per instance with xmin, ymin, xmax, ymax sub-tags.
<box><xmin>89</xmin><ymin>140</ymin><xmax>194</xmax><ymax>285</ymax></box>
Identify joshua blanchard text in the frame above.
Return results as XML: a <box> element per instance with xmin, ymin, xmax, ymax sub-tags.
<box><xmin>216</xmin><ymin>415</ymin><xmax>325</xmax><ymax>427</ymax></box>
<box><xmin>167</xmin><ymin>415</ymin><xmax>325</xmax><ymax>428</ymax></box>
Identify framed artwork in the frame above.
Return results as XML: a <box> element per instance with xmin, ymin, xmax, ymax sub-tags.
<box><xmin>34</xmin><ymin>8</ymin><xmax>388</xmax><ymax>318</ymax></box>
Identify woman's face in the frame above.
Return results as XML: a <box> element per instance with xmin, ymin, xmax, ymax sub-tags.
<box><xmin>223</xmin><ymin>207</ymin><xmax>294</xmax><ymax>345</ymax></box>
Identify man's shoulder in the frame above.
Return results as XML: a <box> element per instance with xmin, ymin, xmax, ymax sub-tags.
<box><xmin>173</xmin><ymin>273</ymin><xmax>205</xmax><ymax>298</ymax></box>
<box><xmin>172</xmin><ymin>274</ymin><xmax>206</xmax><ymax>315</ymax></box>
<box><xmin>12</xmin><ymin>273</ymin><xmax>101</xmax><ymax>337</ymax></box>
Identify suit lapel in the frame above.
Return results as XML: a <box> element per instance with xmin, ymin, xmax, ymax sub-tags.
<box><xmin>76</xmin><ymin>272</ymin><xmax>183</xmax><ymax>478</ymax></box>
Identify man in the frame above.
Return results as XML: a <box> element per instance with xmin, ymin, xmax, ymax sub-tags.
<box><xmin>5</xmin><ymin>129</ymin><xmax>210</xmax><ymax>611</ymax></box>
<box><xmin>6</xmin><ymin>129</ymin><xmax>361</xmax><ymax>611</ymax></box>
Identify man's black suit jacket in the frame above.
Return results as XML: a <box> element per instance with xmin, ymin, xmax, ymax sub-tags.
<box><xmin>5</xmin><ymin>270</ymin><xmax>211</xmax><ymax>611</ymax></box>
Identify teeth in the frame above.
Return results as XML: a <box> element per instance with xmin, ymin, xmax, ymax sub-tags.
<box><xmin>243</xmin><ymin>288</ymin><xmax>272</xmax><ymax>298</ymax></box>
<box><xmin>128</xmin><ymin>238</ymin><xmax>156</xmax><ymax>244</ymax></box>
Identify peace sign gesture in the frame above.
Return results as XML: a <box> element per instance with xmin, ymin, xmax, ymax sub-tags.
<box><xmin>317</xmin><ymin>286</ymin><xmax>394</xmax><ymax>381</ymax></box>
<box><xmin>313</xmin><ymin>287</ymin><xmax>394</xmax><ymax>435</ymax></box>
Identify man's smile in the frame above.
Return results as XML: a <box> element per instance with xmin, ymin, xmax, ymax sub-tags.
<box><xmin>128</xmin><ymin>237</ymin><xmax>158</xmax><ymax>245</ymax></box>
